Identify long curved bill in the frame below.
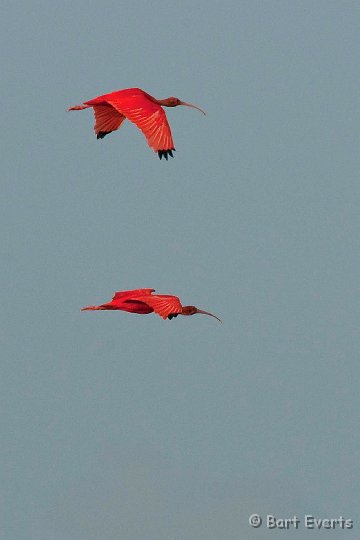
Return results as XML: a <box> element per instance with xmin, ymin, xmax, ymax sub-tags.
<box><xmin>196</xmin><ymin>308</ymin><xmax>222</xmax><ymax>323</ymax></box>
<box><xmin>180</xmin><ymin>101</ymin><xmax>206</xmax><ymax>115</ymax></box>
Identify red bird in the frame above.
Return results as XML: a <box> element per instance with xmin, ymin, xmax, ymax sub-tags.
<box><xmin>69</xmin><ymin>87</ymin><xmax>205</xmax><ymax>159</ymax></box>
<box><xmin>81</xmin><ymin>288</ymin><xmax>221</xmax><ymax>322</ymax></box>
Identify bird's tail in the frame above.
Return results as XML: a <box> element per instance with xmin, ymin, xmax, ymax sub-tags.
<box><xmin>68</xmin><ymin>104</ymin><xmax>88</xmax><ymax>111</ymax></box>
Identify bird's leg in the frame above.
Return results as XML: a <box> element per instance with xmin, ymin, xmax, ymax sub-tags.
<box><xmin>68</xmin><ymin>104</ymin><xmax>88</xmax><ymax>111</ymax></box>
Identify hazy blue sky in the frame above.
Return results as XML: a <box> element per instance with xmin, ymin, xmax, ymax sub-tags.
<box><xmin>1</xmin><ymin>1</ymin><xmax>359</xmax><ymax>538</ymax></box>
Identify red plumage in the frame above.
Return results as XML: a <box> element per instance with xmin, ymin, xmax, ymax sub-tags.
<box><xmin>81</xmin><ymin>288</ymin><xmax>221</xmax><ymax>322</ymax></box>
<box><xmin>69</xmin><ymin>87</ymin><xmax>205</xmax><ymax>159</ymax></box>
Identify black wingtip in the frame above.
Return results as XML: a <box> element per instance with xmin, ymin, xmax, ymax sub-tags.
<box><xmin>158</xmin><ymin>148</ymin><xmax>176</xmax><ymax>160</ymax></box>
<box><xmin>97</xmin><ymin>131</ymin><xmax>111</xmax><ymax>139</ymax></box>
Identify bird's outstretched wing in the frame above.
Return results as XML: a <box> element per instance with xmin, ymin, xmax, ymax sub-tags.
<box><xmin>92</xmin><ymin>104</ymin><xmax>126</xmax><ymax>139</ymax></box>
<box><xmin>136</xmin><ymin>293</ymin><xmax>183</xmax><ymax>320</ymax></box>
<box><xmin>107</xmin><ymin>96</ymin><xmax>175</xmax><ymax>157</ymax></box>
<box><xmin>112</xmin><ymin>288</ymin><xmax>155</xmax><ymax>301</ymax></box>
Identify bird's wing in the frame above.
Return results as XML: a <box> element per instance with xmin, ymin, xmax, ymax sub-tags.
<box><xmin>92</xmin><ymin>104</ymin><xmax>126</xmax><ymax>138</ymax></box>
<box><xmin>107</xmin><ymin>97</ymin><xmax>175</xmax><ymax>154</ymax></box>
<box><xmin>112</xmin><ymin>288</ymin><xmax>155</xmax><ymax>301</ymax></box>
<box><xmin>136</xmin><ymin>294</ymin><xmax>183</xmax><ymax>320</ymax></box>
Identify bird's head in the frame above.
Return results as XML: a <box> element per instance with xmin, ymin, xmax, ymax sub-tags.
<box><xmin>165</xmin><ymin>97</ymin><xmax>182</xmax><ymax>107</ymax></box>
<box><xmin>161</xmin><ymin>97</ymin><xmax>206</xmax><ymax>115</ymax></box>
<box><xmin>182</xmin><ymin>305</ymin><xmax>222</xmax><ymax>322</ymax></box>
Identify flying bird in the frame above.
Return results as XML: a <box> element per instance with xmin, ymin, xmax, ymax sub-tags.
<box><xmin>68</xmin><ymin>87</ymin><xmax>206</xmax><ymax>159</ymax></box>
<box><xmin>81</xmin><ymin>288</ymin><xmax>221</xmax><ymax>322</ymax></box>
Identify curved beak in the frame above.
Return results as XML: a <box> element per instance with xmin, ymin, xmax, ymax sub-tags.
<box><xmin>180</xmin><ymin>101</ymin><xmax>206</xmax><ymax>115</ymax></box>
<box><xmin>196</xmin><ymin>308</ymin><xmax>222</xmax><ymax>323</ymax></box>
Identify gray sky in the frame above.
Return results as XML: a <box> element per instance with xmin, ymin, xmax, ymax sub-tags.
<box><xmin>1</xmin><ymin>1</ymin><xmax>359</xmax><ymax>538</ymax></box>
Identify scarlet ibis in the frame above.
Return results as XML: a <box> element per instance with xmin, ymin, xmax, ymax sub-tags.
<box><xmin>68</xmin><ymin>87</ymin><xmax>205</xmax><ymax>159</ymax></box>
<box><xmin>81</xmin><ymin>288</ymin><xmax>221</xmax><ymax>322</ymax></box>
